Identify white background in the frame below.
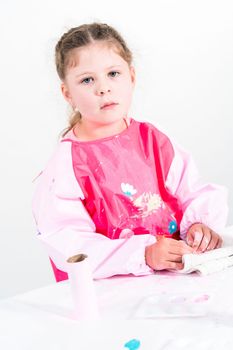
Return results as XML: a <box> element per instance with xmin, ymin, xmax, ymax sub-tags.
<box><xmin>0</xmin><ymin>0</ymin><xmax>232</xmax><ymax>299</ymax></box>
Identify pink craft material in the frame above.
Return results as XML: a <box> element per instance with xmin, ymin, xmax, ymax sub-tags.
<box><xmin>66</xmin><ymin>254</ymin><xmax>100</xmax><ymax>320</ymax></box>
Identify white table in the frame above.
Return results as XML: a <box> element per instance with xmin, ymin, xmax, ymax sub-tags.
<box><xmin>1</xmin><ymin>227</ymin><xmax>233</xmax><ymax>350</ymax></box>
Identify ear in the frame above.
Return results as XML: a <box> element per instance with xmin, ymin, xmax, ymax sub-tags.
<box><xmin>129</xmin><ymin>66</ymin><xmax>136</xmax><ymax>86</ymax></box>
<box><xmin>61</xmin><ymin>82</ymin><xmax>73</xmax><ymax>105</ymax></box>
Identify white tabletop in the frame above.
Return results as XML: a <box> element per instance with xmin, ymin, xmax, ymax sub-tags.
<box><xmin>1</xmin><ymin>227</ymin><xmax>233</xmax><ymax>350</ymax></box>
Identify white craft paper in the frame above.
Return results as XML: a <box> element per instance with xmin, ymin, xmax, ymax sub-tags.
<box><xmin>66</xmin><ymin>253</ymin><xmax>100</xmax><ymax>320</ymax></box>
<box><xmin>179</xmin><ymin>246</ymin><xmax>233</xmax><ymax>275</ymax></box>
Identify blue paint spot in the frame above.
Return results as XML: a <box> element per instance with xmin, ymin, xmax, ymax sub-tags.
<box><xmin>124</xmin><ymin>191</ymin><xmax>132</xmax><ymax>197</ymax></box>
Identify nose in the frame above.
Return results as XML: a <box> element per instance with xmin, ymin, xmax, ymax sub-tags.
<box><xmin>96</xmin><ymin>80</ymin><xmax>111</xmax><ymax>96</ymax></box>
<box><xmin>99</xmin><ymin>89</ymin><xmax>110</xmax><ymax>95</ymax></box>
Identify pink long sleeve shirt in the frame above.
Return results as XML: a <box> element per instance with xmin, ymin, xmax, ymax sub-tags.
<box><xmin>32</xmin><ymin>117</ymin><xmax>228</xmax><ymax>281</ymax></box>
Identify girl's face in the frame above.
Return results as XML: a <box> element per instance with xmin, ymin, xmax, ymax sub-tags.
<box><xmin>61</xmin><ymin>42</ymin><xmax>135</xmax><ymax>126</ymax></box>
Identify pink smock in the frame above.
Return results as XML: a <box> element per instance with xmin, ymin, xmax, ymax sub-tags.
<box><xmin>62</xmin><ymin>118</ymin><xmax>182</xmax><ymax>239</ymax></box>
<box><xmin>32</xmin><ymin>117</ymin><xmax>228</xmax><ymax>281</ymax></box>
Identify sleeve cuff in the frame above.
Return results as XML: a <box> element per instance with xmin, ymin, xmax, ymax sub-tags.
<box><xmin>125</xmin><ymin>234</ymin><xmax>156</xmax><ymax>275</ymax></box>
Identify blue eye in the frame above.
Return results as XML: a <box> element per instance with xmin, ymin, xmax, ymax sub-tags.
<box><xmin>81</xmin><ymin>77</ymin><xmax>93</xmax><ymax>84</ymax></box>
<box><xmin>80</xmin><ymin>71</ymin><xmax>120</xmax><ymax>84</ymax></box>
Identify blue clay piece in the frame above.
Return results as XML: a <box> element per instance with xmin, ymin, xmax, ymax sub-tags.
<box><xmin>124</xmin><ymin>338</ymin><xmax>141</xmax><ymax>350</ymax></box>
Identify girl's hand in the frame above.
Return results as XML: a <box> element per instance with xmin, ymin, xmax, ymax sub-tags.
<box><xmin>186</xmin><ymin>223</ymin><xmax>223</xmax><ymax>252</ymax></box>
<box><xmin>145</xmin><ymin>237</ymin><xmax>194</xmax><ymax>271</ymax></box>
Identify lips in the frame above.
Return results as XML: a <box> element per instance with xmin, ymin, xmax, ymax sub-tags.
<box><xmin>100</xmin><ymin>102</ymin><xmax>118</xmax><ymax>109</ymax></box>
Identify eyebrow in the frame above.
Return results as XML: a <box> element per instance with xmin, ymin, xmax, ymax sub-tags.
<box><xmin>75</xmin><ymin>65</ymin><xmax>122</xmax><ymax>78</ymax></box>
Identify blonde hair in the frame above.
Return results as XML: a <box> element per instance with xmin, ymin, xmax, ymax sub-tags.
<box><xmin>55</xmin><ymin>22</ymin><xmax>133</xmax><ymax>136</ymax></box>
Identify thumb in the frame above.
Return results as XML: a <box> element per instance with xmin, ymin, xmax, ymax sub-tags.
<box><xmin>186</xmin><ymin>231</ymin><xmax>195</xmax><ymax>247</ymax></box>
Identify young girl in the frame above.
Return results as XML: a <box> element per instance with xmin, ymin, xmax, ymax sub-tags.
<box><xmin>32</xmin><ymin>22</ymin><xmax>228</xmax><ymax>282</ymax></box>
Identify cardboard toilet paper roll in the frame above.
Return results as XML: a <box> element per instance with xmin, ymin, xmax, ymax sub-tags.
<box><xmin>67</xmin><ymin>253</ymin><xmax>100</xmax><ymax>320</ymax></box>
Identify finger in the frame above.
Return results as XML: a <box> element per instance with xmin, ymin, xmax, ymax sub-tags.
<box><xmin>198</xmin><ymin>227</ymin><xmax>212</xmax><ymax>252</ymax></box>
<box><xmin>216</xmin><ymin>237</ymin><xmax>223</xmax><ymax>249</ymax></box>
<box><xmin>179</xmin><ymin>240</ymin><xmax>196</xmax><ymax>253</ymax></box>
<box><xmin>206</xmin><ymin>232</ymin><xmax>219</xmax><ymax>251</ymax></box>
<box><xmin>166</xmin><ymin>237</ymin><xmax>193</xmax><ymax>249</ymax></box>
<box><xmin>212</xmin><ymin>235</ymin><xmax>223</xmax><ymax>250</ymax></box>
<box><xmin>163</xmin><ymin>261</ymin><xmax>184</xmax><ymax>270</ymax></box>
<box><xmin>192</xmin><ymin>230</ymin><xmax>204</xmax><ymax>251</ymax></box>
<box><xmin>166</xmin><ymin>253</ymin><xmax>183</xmax><ymax>263</ymax></box>
<box><xmin>168</xmin><ymin>241</ymin><xmax>194</xmax><ymax>255</ymax></box>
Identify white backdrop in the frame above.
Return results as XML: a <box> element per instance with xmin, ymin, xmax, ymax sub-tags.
<box><xmin>0</xmin><ymin>0</ymin><xmax>232</xmax><ymax>299</ymax></box>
